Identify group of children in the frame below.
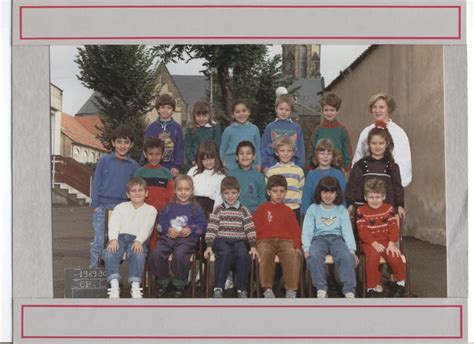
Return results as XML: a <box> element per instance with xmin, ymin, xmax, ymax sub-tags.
<box><xmin>90</xmin><ymin>90</ymin><xmax>411</xmax><ymax>299</ymax></box>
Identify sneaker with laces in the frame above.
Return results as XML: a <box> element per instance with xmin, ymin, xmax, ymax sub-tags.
<box><xmin>366</xmin><ymin>289</ymin><xmax>377</xmax><ymax>298</ymax></box>
<box><xmin>316</xmin><ymin>290</ymin><xmax>327</xmax><ymax>299</ymax></box>
<box><xmin>263</xmin><ymin>289</ymin><xmax>275</xmax><ymax>298</ymax></box>
<box><xmin>175</xmin><ymin>286</ymin><xmax>185</xmax><ymax>298</ymax></box>
<box><xmin>285</xmin><ymin>290</ymin><xmax>297</xmax><ymax>298</ymax></box>
<box><xmin>390</xmin><ymin>284</ymin><xmax>406</xmax><ymax>298</ymax></box>
<box><xmin>212</xmin><ymin>288</ymin><xmax>223</xmax><ymax>298</ymax></box>
<box><xmin>344</xmin><ymin>292</ymin><xmax>355</xmax><ymax>298</ymax></box>
<box><xmin>108</xmin><ymin>286</ymin><xmax>120</xmax><ymax>299</ymax></box>
<box><xmin>236</xmin><ymin>290</ymin><xmax>248</xmax><ymax>298</ymax></box>
<box><xmin>375</xmin><ymin>284</ymin><xmax>383</xmax><ymax>293</ymax></box>
<box><xmin>130</xmin><ymin>286</ymin><xmax>143</xmax><ymax>299</ymax></box>
<box><xmin>156</xmin><ymin>284</ymin><xmax>168</xmax><ymax>298</ymax></box>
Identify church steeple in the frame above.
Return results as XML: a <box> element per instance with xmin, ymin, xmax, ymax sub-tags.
<box><xmin>282</xmin><ymin>45</ymin><xmax>321</xmax><ymax>79</ymax></box>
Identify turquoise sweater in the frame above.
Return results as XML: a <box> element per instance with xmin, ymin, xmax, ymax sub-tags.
<box><xmin>220</xmin><ymin>122</ymin><xmax>261</xmax><ymax>171</ymax></box>
<box><xmin>184</xmin><ymin>124</ymin><xmax>222</xmax><ymax>168</ymax></box>
<box><xmin>228</xmin><ymin>167</ymin><xmax>266</xmax><ymax>213</ymax></box>
<box><xmin>301</xmin><ymin>204</ymin><xmax>356</xmax><ymax>253</ymax></box>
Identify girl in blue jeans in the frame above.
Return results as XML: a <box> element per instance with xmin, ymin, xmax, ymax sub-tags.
<box><xmin>302</xmin><ymin>176</ymin><xmax>358</xmax><ymax>298</ymax></box>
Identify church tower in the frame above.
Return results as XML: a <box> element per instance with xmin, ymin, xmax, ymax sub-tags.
<box><xmin>282</xmin><ymin>45</ymin><xmax>321</xmax><ymax>79</ymax></box>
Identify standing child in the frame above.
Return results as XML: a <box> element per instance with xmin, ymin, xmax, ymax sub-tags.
<box><xmin>261</xmin><ymin>94</ymin><xmax>305</xmax><ymax>173</ymax></box>
<box><xmin>228</xmin><ymin>141</ymin><xmax>267</xmax><ymax>214</ymax></box>
<box><xmin>204</xmin><ymin>176</ymin><xmax>259</xmax><ymax>298</ymax></box>
<box><xmin>90</xmin><ymin>126</ymin><xmax>138</xmax><ymax>268</ymax></box>
<box><xmin>356</xmin><ymin>179</ymin><xmax>406</xmax><ymax>297</ymax></box>
<box><xmin>220</xmin><ymin>100</ymin><xmax>262</xmax><ymax>171</ymax></box>
<box><xmin>135</xmin><ymin>137</ymin><xmax>174</xmax><ymax>252</ymax></box>
<box><xmin>103</xmin><ymin>177</ymin><xmax>157</xmax><ymax>298</ymax></box>
<box><xmin>142</xmin><ymin>93</ymin><xmax>184</xmax><ymax>176</ymax></box>
<box><xmin>352</xmin><ymin>93</ymin><xmax>412</xmax><ymax>187</ymax></box>
<box><xmin>307</xmin><ymin>92</ymin><xmax>353</xmax><ymax>171</ymax></box>
<box><xmin>149</xmin><ymin>175</ymin><xmax>208</xmax><ymax>298</ymax></box>
<box><xmin>253</xmin><ymin>175</ymin><xmax>302</xmax><ymax>298</ymax></box>
<box><xmin>302</xmin><ymin>176</ymin><xmax>358</xmax><ymax>298</ymax></box>
<box><xmin>184</xmin><ymin>101</ymin><xmax>222</xmax><ymax>171</ymax></box>
<box><xmin>301</xmin><ymin>138</ymin><xmax>347</xmax><ymax>215</ymax></box>
<box><xmin>346</xmin><ymin>125</ymin><xmax>405</xmax><ymax>219</ymax></box>
<box><xmin>266</xmin><ymin>136</ymin><xmax>305</xmax><ymax>222</ymax></box>
<box><xmin>187</xmin><ymin>140</ymin><xmax>226</xmax><ymax>218</ymax></box>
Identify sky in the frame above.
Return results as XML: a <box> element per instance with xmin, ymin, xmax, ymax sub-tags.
<box><xmin>50</xmin><ymin>45</ymin><xmax>369</xmax><ymax>115</ymax></box>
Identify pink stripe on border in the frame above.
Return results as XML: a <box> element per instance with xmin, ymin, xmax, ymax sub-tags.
<box><xmin>21</xmin><ymin>304</ymin><xmax>463</xmax><ymax>339</ymax></box>
<box><xmin>18</xmin><ymin>5</ymin><xmax>462</xmax><ymax>41</ymax></box>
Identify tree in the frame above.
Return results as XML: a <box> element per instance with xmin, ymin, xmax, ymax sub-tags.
<box><xmin>151</xmin><ymin>45</ymin><xmax>267</xmax><ymax>120</ymax></box>
<box><xmin>75</xmin><ymin>45</ymin><xmax>157</xmax><ymax>160</ymax></box>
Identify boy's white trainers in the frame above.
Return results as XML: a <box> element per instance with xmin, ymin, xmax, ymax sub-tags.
<box><xmin>108</xmin><ymin>286</ymin><xmax>120</xmax><ymax>299</ymax></box>
<box><xmin>345</xmin><ymin>292</ymin><xmax>355</xmax><ymax>298</ymax></box>
<box><xmin>130</xmin><ymin>286</ymin><xmax>143</xmax><ymax>299</ymax></box>
<box><xmin>316</xmin><ymin>290</ymin><xmax>327</xmax><ymax>298</ymax></box>
<box><xmin>263</xmin><ymin>289</ymin><xmax>275</xmax><ymax>298</ymax></box>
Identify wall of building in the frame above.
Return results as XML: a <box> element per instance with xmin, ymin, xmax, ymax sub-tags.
<box><xmin>327</xmin><ymin>45</ymin><xmax>445</xmax><ymax>245</ymax></box>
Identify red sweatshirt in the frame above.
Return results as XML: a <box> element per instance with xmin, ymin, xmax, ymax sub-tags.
<box><xmin>253</xmin><ymin>202</ymin><xmax>301</xmax><ymax>249</ymax></box>
<box><xmin>356</xmin><ymin>203</ymin><xmax>399</xmax><ymax>244</ymax></box>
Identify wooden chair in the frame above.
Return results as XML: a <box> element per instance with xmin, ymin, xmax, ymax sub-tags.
<box><xmin>254</xmin><ymin>253</ymin><xmax>305</xmax><ymax>298</ymax></box>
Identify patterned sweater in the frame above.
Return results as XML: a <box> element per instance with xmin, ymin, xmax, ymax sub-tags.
<box><xmin>356</xmin><ymin>203</ymin><xmax>399</xmax><ymax>244</ymax></box>
<box><xmin>205</xmin><ymin>203</ymin><xmax>257</xmax><ymax>247</ymax></box>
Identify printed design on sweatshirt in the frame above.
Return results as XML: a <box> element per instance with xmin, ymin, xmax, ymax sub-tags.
<box><xmin>159</xmin><ymin>130</ymin><xmax>174</xmax><ymax>163</ymax></box>
<box><xmin>170</xmin><ymin>216</ymin><xmax>188</xmax><ymax>232</ymax></box>
<box><xmin>270</xmin><ymin>130</ymin><xmax>298</xmax><ymax>146</ymax></box>
<box><xmin>267</xmin><ymin>210</ymin><xmax>273</xmax><ymax>223</ymax></box>
<box><xmin>320</xmin><ymin>216</ymin><xmax>337</xmax><ymax>226</ymax></box>
<box><xmin>246</xmin><ymin>183</ymin><xmax>255</xmax><ymax>195</ymax></box>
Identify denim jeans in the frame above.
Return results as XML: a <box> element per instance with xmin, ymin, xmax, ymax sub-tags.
<box><xmin>102</xmin><ymin>234</ymin><xmax>148</xmax><ymax>283</ymax></box>
<box><xmin>90</xmin><ymin>204</ymin><xmax>115</xmax><ymax>268</ymax></box>
<box><xmin>306</xmin><ymin>234</ymin><xmax>356</xmax><ymax>294</ymax></box>
<box><xmin>213</xmin><ymin>238</ymin><xmax>250</xmax><ymax>291</ymax></box>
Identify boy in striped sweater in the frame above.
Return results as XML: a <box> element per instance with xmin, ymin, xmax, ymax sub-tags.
<box><xmin>204</xmin><ymin>176</ymin><xmax>259</xmax><ymax>298</ymax></box>
<box><xmin>266</xmin><ymin>136</ymin><xmax>305</xmax><ymax>223</ymax></box>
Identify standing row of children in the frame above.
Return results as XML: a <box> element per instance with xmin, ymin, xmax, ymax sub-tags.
<box><xmin>90</xmin><ymin>89</ymin><xmax>411</xmax><ymax>299</ymax></box>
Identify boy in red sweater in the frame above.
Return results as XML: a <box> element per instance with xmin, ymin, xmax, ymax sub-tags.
<box><xmin>253</xmin><ymin>175</ymin><xmax>301</xmax><ymax>298</ymax></box>
<box><xmin>356</xmin><ymin>178</ymin><xmax>406</xmax><ymax>297</ymax></box>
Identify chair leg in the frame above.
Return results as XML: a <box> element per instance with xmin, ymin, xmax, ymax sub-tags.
<box><xmin>360</xmin><ymin>255</ymin><xmax>366</xmax><ymax>298</ymax></box>
<box><xmin>250</xmin><ymin>258</ymin><xmax>255</xmax><ymax>298</ymax></box>
<box><xmin>405</xmin><ymin>259</ymin><xmax>410</xmax><ymax>297</ymax></box>
<box><xmin>255</xmin><ymin>260</ymin><xmax>260</xmax><ymax>298</ymax></box>
<box><xmin>306</xmin><ymin>267</ymin><xmax>313</xmax><ymax>298</ymax></box>
<box><xmin>191</xmin><ymin>254</ymin><xmax>196</xmax><ymax>298</ymax></box>
<box><xmin>298</xmin><ymin>254</ymin><xmax>304</xmax><ymax>298</ymax></box>
<box><xmin>205</xmin><ymin>258</ymin><xmax>211</xmax><ymax>298</ymax></box>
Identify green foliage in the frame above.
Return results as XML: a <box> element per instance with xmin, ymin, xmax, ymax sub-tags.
<box><xmin>75</xmin><ymin>46</ymin><xmax>157</xmax><ymax>160</ymax></box>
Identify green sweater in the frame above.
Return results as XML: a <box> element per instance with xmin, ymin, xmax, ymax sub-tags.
<box><xmin>184</xmin><ymin>124</ymin><xmax>222</xmax><ymax>169</ymax></box>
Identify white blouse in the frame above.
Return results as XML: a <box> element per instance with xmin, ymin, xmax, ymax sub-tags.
<box><xmin>187</xmin><ymin>166</ymin><xmax>225</xmax><ymax>208</ymax></box>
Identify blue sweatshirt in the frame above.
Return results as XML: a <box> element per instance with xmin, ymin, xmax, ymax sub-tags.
<box><xmin>301</xmin><ymin>168</ymin><xmax>347</xmax><ymax>214</ymax></box>
<box><xmin>141</xmin><ymin>118</ymin><xmax>184</xmax><ymax>170</ymax></box>
<box><xmin>158</xmin><ymin>202</ymin><xmax>208</xmax><ymax>238</ymax></box>
<box><xmin>301</xmin><ymin>204</ymin><xmax>356</xmax><ymax>253</ymax></box>
<box><xmin>261</xmin><ymin>118</ymin><xmax>306</xmax><ymax>169</ymax></box>
<box><xmin>228</xmin><ymin>167</ymin><xmax>267</xmax><ymax>213</ymax></box>
<box><xmin>220</xmin><ymin>122</ymin><xmax>261</xmax><ymax>171</ymax></box>
<box><xmin>91</xmin><ymin>153</ymin><xmax>138</xmax><ymax>208</ymax></box>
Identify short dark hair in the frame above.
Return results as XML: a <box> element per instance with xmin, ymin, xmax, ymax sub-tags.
<box><xmin>155</xmin><ymin>93</ymin><xmax>176</xmax><ymax>111</ymax></box>
<box><xmin>266</xmin><ymin>175</ymin><xmax>287</xmax><ymax>191</ymax></box>
<box><xmin>314</xmin><ymin>176</ymin><xmax>344</xmax><ymax>205</ymax></box>
<box><xmin>127</xmin><ymin>176</ymin><xmax>147</xmax><ymax>191</ymax></box>
<box><xmin>236</xmin><ymin>140</ymin><xmax>256</xmax><ymax>155</ymax></box>
<box><xmin>231</xmin><ymin>99</ymin><xmax>250</xmax><ymax>113</ymax></box>
<box><xmin>320</xmin><ymin>92</ymin><xmax>342</xmax><ymax>110</ymax></box>
<box><xmin>221</xmin><ymin>176</ymin><xmax>240</xmax><ymax>193</ymax></box>
<box><xmin>112</xmin><ymin>126</ymin><xmax>135</xmax><ymax>142</ymax></box>
<box><xmin>143</xmin><ymin>137</ymin><xmax>164</xmax><ymax>153</ymax></box>
<box><xmin>364</xmin><ymin>178</ymin><xmax>386</xmax><ymax>196</ymax></box>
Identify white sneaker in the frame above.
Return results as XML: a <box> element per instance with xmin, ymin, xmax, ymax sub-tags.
<box><xmin>316</xmin><ymin>290</ymin><xmax>327</xmax><ymax>298</ymax></box>
<box><xmin>285</xmin><ymin>290</ymin><xmax>297</xmax><ymax>298</ymax></box>
<box><xmin>130</xmin><ymin>286</ymin><xmax>143</xmax><ymax>299</ymax></box>
<box><xmin>108</xmin><ymin>286</ymin><xmax>120</xmax><ymax>298</ymax></box>
<box><xmin>263</xmin><ymin>289</ymin><xmax>275</xmax><ymax>298</ymax></box>
<box><xmin>375</xmin><ymin>285</ymin><xmax>383</xmax><ymax>293</ymax></box>
<box><xmin>345</xmin><ymin>292</ymin><xmax>355</xmax><ymax>298</ymax></box>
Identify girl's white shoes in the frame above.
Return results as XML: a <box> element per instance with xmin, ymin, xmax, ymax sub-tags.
<box><xmin>130</xmin><ymin>286</ymin><xmax>143</xmax><ymax>298</ymax></box>
<box><xmin>108</xmin><ymin>286</ymin><xmax>120</xmax><ymax>298</ymax></box>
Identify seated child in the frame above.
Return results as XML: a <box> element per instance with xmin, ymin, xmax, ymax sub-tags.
<box><xmin>90</xmin><ymin>126</ymin><xmax>138</xmax><ymax>268</ymax></box>
<box><xmin>103</xmin><ymin>177</ymin><xmax>157</xmax><ymax>298</ymax></box>
<box><xmin>135</xmin><ymin>137</ymin><xmax>174</xmax><ymax>252</ymax></box>
<box><xmin>228</xmin><ymin>141</ymin><xmax>267</xmax><ymax>214</ymax></box>
<box><xmin>204</xmin><ymin>176</ymin><xmax>259</xmax><ymax>298</ymax></box>
<box><xmin>302</xmin><ymin>176</ymin><xmax>357</xmax><ymax>298</ymax></box>
<box><xmin>307</xmin><ymin>92</ymin><xmax>353</xmax><ymax>171</ymax></box>
<box><xmin>356</xmin><ymin>178</ymin><xmax>406</xmax><ymax>297</ymax></box>
<box><xmin>261</xmin><ymin>94</ymin><xmax>305</xmax><ymax>173</ymax></box>
<box><xmin>149</xmin><ymin>175</ymin><xmax>208</xmax><ymax>298</ymax></box>
<box><xmin>266</xmin><ymin>136</ymin><xmax>305</xmax><ymax>222</ymax></box>
<box><xmin>253</xmin><ymin>175</ymin><xmax>301</xmax><ymax>298</ymax></box>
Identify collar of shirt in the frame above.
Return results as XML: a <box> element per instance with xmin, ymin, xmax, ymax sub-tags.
<box><xmin>273</xmin><ymin>118</ymin><xmax>293</xmax><ymax>123</ymax></box>
<box><xmin>224</xmin><ymin>201</ymin><xmax>240</xmax><ymax>209</ymax></box>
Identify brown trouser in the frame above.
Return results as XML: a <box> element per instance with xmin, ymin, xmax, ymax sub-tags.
<box><xmin>257</xmin><ymin>238</ymin><xmax>300</xmax><ymax>290</ymax></box>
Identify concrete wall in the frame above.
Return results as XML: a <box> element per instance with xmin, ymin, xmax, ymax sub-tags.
<box><xmin>327</xmin><ymin>45</ymin><xmax>445</xmax><ymax>245</ymax></box>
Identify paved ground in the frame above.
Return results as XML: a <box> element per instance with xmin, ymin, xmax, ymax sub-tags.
<box><xmin>53</xmin><ymin>206</ymin><xmax>447</xmax><ymax>298</ymax></box>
